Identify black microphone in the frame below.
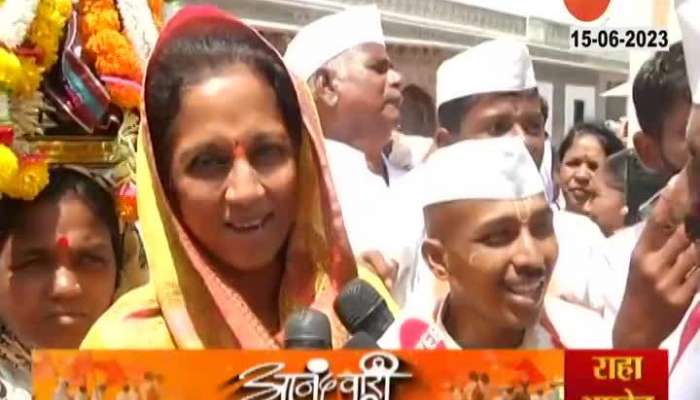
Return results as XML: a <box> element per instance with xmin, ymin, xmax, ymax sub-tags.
<box><xmin>284</xmin><ymin>308</ymin><xmax>332</xmax><ymax>349</ymax></box>
<box><xmin>334</xmin><ymin>279</ymin><xmax>395</xmax><ymax>340</ymax></box>
<box><xmin>343</xmin><ymin>332</ymin><xmax>380</xmax><ymax>349</ymax></box>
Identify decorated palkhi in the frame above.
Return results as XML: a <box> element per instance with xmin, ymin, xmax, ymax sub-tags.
<box><xmin>0</xmin><ymin>0</ymin><xmax>166</xmax><ymax>225</ymax></box>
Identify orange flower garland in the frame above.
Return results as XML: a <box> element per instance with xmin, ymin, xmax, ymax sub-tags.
<box><xmin>0</xmin><ymin>143</ymin><xmax>19</xmax><ymax>193</ymax></box>
<box><xmin>115</xmin><ymin>180</ymin><xmax>137</xmax><ymax>223</ymax></box>
<box><xmin>148</xmin><ymin>0</ymin><xmax>164</xmax><ymax>29</ymax></box>
<box><xmin>79</xmin><ymin>0</ymin><xmax>120</xmax><ymax>37</ymax></box>
<box><xmin>2</xmin><ymin>0</ymin><xmax>71</xmax><ymax>98</ymax></box>
<box><xmin>88</xmin><ymin>30</ymin><xmax>142</xmax><ymax>109</ymax></box>
<box><xmin>3</xmin><ymin>153</ymin><xmax>49</xmax><ymax>200</ymax></box>
<box><xmin>79</xmin><ymin>0</ymin><xmax>142</xmax><ymax>110</ymax></box>
<box><xmin>0</xmin><ymin>0</ymin><xmax>65</xmax><ymax>199</ymax></box>
<box><xmin>26</xmin><ymin>0</ymin><xmax>72</xmax><ymax>73</ymax></box>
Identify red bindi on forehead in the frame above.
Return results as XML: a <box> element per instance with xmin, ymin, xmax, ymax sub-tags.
<box><xmin>56</xmin><ymin>236</ymin><xmax>69</xmax><ymax>249</ymax></box>
<box><xmin>55</xmin><ymin>235</ymin><xmax>72</xmax><ymax>265</ymax></box>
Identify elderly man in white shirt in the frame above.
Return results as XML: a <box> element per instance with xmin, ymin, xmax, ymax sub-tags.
<box><xmin>285</xmin><ymin>5</ymin><xmax>414</xmax><ymax>258</ymax></box>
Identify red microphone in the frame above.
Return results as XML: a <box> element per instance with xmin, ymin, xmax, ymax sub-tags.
<box><xmin>334</xmin><ymin>279</ymin><xmax>449</xmax><ymax>350</ymax></box>
<box><xmin>378</xmin><ymin>315</ymin><xmax>448</xmax><ymax>350</ymax></box>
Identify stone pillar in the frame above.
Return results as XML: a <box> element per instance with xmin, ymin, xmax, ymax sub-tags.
<box><xmin>387</xmin><ymin>44</ymin><xmax>449</xmax><ymax>97</ymax></box>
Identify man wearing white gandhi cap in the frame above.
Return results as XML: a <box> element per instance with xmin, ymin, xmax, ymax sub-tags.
<box><xmin>284</xmin><ymin>5</ymin><xmax>406</xmax><ymax>258</ymax></box>
<box><xmin>284</xmin><ymin>4</ymin><xmax>402</xmax><ymax>177</ymax></box>
<box><xmin>416</xmin><ymin>136</ymin><xmax>559</xmax><ymax>349</ymax></box>
<box><xmin>437</xmin><ymin>38</ymin><xmax>611</xmax><ymax>311</ymax></box>
<box><xmin>390</xmin><ymin>40</ymin><xmax>611</xmax><ymax>347</ymax></box>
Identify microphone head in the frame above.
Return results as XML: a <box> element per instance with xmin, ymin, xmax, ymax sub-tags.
<box><xmin>334</xmin><ymin>279</ymin><xmax>394</xmax><ymax>340</ymax></box>
<box><xmin>284</xmin><ymin>308</ymin><xmax>332</xmax><ymax>349</ymax></box>
<box><xmin>343</xmin><ymin>332</ymin><xmax>380</xmax><ymax>349</ymax></box>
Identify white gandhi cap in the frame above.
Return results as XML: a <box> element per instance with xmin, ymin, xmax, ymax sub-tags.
<box><xmin>284</xmin><ymin>5</ymin><xmax>386</xmax><ymax>82</ymax></box>
<box><xmin>419</xmin><ymin>136</ymin><xmax>545</xmax><ymax>209</ymax></box>
<box><xmin>436</xmin><ymin>39</ymin><xmax>537</xmax><ymax>108</ymax></box>
<box><xmin>676</xmin><ymin>0</ymin><xmax>700</xmax><ymax>104</ymax></box>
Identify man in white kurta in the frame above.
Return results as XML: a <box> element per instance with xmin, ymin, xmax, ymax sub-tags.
<box><xmin>668</xmin><ymin>1</ymin><xmax>700</xmax><ymax>398</ymax></box>
<box><xmin>415</xmin><ymin>137</ymin><xmax>558</xmax><ymax>349</ymax></box>
<box><xmin>599</xmin><ymin>41</ymin><xmax>693</xmax><ymax>325</ymax></box>
<box><xmin>284</xmin><ymin>5</ymin><xmax>413</xmax><ymax>256</ymax></box>
<box><xmin>603</xmin><ymin>5</ymin><xmax>700</xmax><ymax>386</ymax></box>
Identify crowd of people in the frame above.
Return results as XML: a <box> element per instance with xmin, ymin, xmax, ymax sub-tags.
<box><xmin>0</xmin><ymin>1</ymin><xmax>700</xmax><ymax>399</ymax></box>
<box><xmin>51</xmin><ymin>372</ymin><xmax>162</xmax><ymax>400</ymax></box>
<box><xmin>445</xmin><ymin>372</ymin><xmax>564</xmax><ymax>400</ymax></box>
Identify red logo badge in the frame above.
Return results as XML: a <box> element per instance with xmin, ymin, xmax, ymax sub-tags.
<box><xmin>564</xmin><ymin>0</ymin><xmax>611</xmax><ymax>22</ymax></box>
<box><xmin>565</xmin><ymin>350</ymin><xmax>668</xmax><ymax>400</ymax></box>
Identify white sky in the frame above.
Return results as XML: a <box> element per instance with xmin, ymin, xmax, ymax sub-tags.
<box><xmin>452</xmin><ymin>0</ymin><xmax>655</xmax><ymax>27</ymax></box>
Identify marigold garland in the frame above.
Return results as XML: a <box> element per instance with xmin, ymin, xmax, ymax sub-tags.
<box><xmin>0</xmin><ymin>48</ymin><xmax>23</xmax><ymax>92</ymax></box>
<box><xmin>13</xmin><ymin>58</ymin><xmax>42</xmax><ymax>98</ymax></box>
<box><xmin>3</xmin><ymin>153</ymin><xmax>49</xmax><ymax>200</ymax></box>
<box><xmin>79</xmin><ymin>0</ymin><xmax>120</xmax><ymax>39</ymax></box>
<box><xmin>148</xmin><ymin>0</ymin><xmax>164</xmax><ymax>29</ymax></box>
<box><xmin>0</xmin><ymin>0</ymin><xmax>71</xmax><ymax>98</ymax></box>
<box><xmin>115</xmin><ymin>181</ymin><xmax>137</xmax><ymax>223</ymax></box>
<box><xmin>87</xmin><ymin>29</ymin><xmax>142</xmax><ymax>109</ymax></box>
<box><xmin>0</xmin><ymin>143</ymin><xmax>18</xmax><ymax>193</ymax></box>
<box><xmin>0</xmin><ymin>0</ymin><xmax>40</xmax><ymax>49</ymax></box>
<box><xmin>105</xmin><ymin>81</ymin><xmax>141</xmax><ymax>110</ymax></box>
<box><xmin>80</xmin><ymin>0</ymin><xmax>143</xmax><ymax>110</ymax></box>
<box><xmin>26</xmin><ymin>0</ymin><xmax>72</xmax><ymax>72</ymax></box>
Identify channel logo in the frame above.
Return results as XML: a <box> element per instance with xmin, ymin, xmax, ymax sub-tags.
<box><xmin>564</xmin><ymin>0</ymin><xmax>612</xmax><ymax>22</ymax></box>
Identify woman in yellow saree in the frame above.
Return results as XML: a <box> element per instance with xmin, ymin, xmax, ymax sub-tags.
<box><xmin>81</xmin><ymin>5</ymin><xmax>389</xmax><ymax>349</ymax></box>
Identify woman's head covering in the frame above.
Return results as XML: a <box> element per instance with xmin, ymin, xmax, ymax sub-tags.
<box><xmin>134</xmin><ymin>6</ymin><xmax>357</xmax><ymax>348</ymax></box>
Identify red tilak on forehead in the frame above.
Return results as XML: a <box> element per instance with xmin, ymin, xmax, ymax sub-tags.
<box><xmin>56</xmin><ymin>236</ymin><xmax>69</xmax><ymax>249</ymax></box>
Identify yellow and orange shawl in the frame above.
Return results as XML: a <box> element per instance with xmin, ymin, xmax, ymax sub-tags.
<box><xmin>81</xmin><ymin>5</ymin><xmax>395</xmax><ymax>350</ymax></box>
